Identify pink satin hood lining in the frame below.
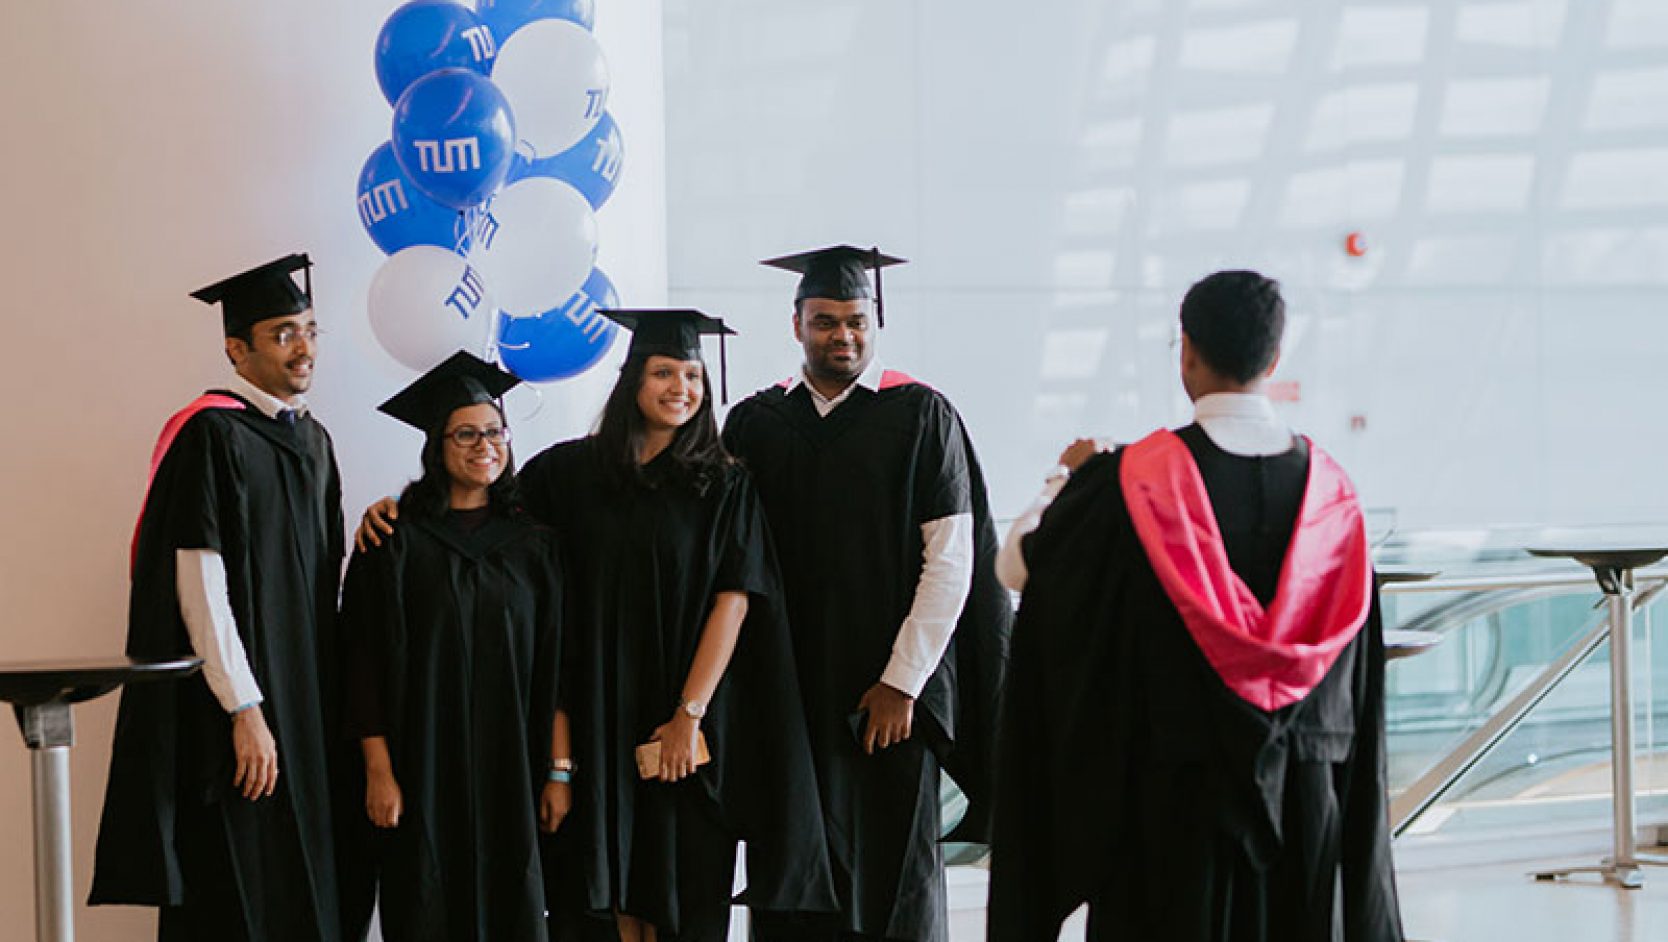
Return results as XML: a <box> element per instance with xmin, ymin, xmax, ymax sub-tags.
<box><xmin>129</xmin><ymin>394</ymin><xmax>246</xmax><ymax>573</ymax></box>
<box><xmin>1120</xmin><ymin>429</ymin><xmax>1372</xmax><ymax>711</ymax></box>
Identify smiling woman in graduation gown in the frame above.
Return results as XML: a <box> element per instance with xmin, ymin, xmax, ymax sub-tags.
<box><xmin>519</xmin><ymin>310</ymin><xmax>835</xmax><ymax>941</ymax></box>
<box><xmin>339</xmin><ymin>354</ymin><xmax>563</xmax><ymax>942</ymax></box>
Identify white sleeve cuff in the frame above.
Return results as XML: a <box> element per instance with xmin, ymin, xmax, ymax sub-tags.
<box><xmin>995</xmin><ymin>476</ymin><xmax>1067</xmax><ymax>592</ymax></box>
<box><xmin>881</xmin><ymin>513</ymin><xmax>975</xmax><ymax>698</ymax></box>
<box><xmin>176</xmin><ymin>549</ymin><xmax>264</xmax><ymax>713</ymax></box>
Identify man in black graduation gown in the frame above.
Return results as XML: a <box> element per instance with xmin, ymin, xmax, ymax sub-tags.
<box><xmin>988</xmin><ymin>271</ymin><xmax>1403</xmax><ymax>941</ymax></box>
<box><xmin>90</xmin><ymin>255</ymin><xmax>367</xmax><ymax>941</ymax></box>
<box><xmin>723</xmin><ymin>246</ymin><xmax>1011</xmax><ymax>942</ymax></box>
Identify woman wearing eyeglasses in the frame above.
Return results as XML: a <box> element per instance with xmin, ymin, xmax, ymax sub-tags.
<box><xmin>354</xmin><ymin>317</ymin><xmax>834</xmax><ymax>942</ymax></box>
<box><xmin>339</xmin><ymin>353</ymin><xmax>566</xmax><ymax>942</ymax></box>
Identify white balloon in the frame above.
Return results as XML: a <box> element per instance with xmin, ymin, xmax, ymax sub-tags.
<box><xmin>367</xmin><ymin>245</ymin><xmax>498</xmax><ymax>371</ymax></box>
<box><xmin>471</xmin><ymin>177</ymin><xmax>597</xmax><ymax>318</ymax></box>
<box><xmin>491</xmin><ymin>19</ymin><xmax>610</xmax><ymax>156</ymax></box>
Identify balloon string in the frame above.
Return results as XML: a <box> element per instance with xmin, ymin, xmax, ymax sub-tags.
<box><xmin>484</xmin><ymin>307</ymin><xmax>503</xmax><ymax>363</ymax></box>
<box><xmin>508</xmin><ymin>382</ymin><xmax>545</xmax><ymax>422</ymax></box>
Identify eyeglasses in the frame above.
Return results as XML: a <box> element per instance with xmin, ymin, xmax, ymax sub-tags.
<box><xmin>267</xmin><ymin>325</ymin><xmax>322</xmax><ymax>348</ymax></box>
<box><xmin>444</xmin><ymin>426</ymin><xmax>511</xmax><ymax>448</ymax></box>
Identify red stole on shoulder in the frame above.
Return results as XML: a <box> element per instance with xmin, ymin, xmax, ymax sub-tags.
<box><xmin>1119</xmin><ymin>429</ymin><xmax>1372</xmax><ymax>711</ymax></box>
<box><xmin>775</xmin><ymin>369</ymin><xmax>923</xmax><ymax>391</ymax></box>
<box><xmin>130</xmin><ymin>394</ymin><xmax>247</xmax><ymax>573</ymax></box>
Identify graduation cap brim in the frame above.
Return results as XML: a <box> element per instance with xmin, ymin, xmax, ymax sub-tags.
<box><xmin>760</xmin><ymin>245</ymin><xmax>907</xmax><ymax>280</ymax></box>
<box><xmin>191</xmin><ymin>253</ymin><xmax>314</xmax><ymax>336</ymax></box>
<box><xmin>377</xmin><ymin>351</ymin><xmax>521</xmax><ymax>434</ymax></box>
<box><xmin>599</xmin><ymin>308</ymin><xmax>737</xmax><ymax>402</ymax></box>
<box><xmin>760</xmin><ymin>244</ymin><xmax>906</xmax><ymax>326</ymax></box>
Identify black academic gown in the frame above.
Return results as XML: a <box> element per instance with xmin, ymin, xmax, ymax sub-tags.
<box><xmin>519</xmin><ymin>438</ymin><xmax>835</xmax><ymax>940</ymax></box>
<box><xmin>987</xmin><ymin>426</ymin><xmax>1404</xmax><ymax>942</ymax></box>
<box><xmin>90</xmin><ymin>395</ymin><xmax>357</xmax><ymax>942</ymax></box>
<box><xmin>722</xmin><ymin>377</ymin><xmax>1012</xmax><ymax>942</ymax></box>
<box><xmin>338</xmin><ymin>507</ymin><xmax>561</xmax><ymax>942</ymax></box>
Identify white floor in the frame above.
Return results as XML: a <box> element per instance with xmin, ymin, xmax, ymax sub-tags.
<box><xmin>942</xmin><ymin>852</ymin><xmax>1668</xmax><ymax>942</ymax></box>
<box><xmin>367</xmin><ymin>849</ymin><xmax>1668</xmax><ymax>941</ymax></box>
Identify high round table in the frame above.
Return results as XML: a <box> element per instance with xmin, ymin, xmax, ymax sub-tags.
<box><xmin>1378</xmin><ymin>568</ymin><xmax>1444</xmax><ymax>660</ymax></box>
<box><xmin>1525</xmin><ymin>546</ymin><xmax>1668</xmax><ymax>888</ymax></box>
<box><xmin>0</xmin><ymin>657</ymin><xmax>200</xmax><ymax>941</ymax></box>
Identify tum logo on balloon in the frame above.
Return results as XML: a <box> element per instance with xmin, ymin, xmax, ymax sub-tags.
<box><xmin>460</xmin><ymin>26</ymin><xmax>495</xmax><ymax>62</ymax></box>
<box><xmin>357</xmin><ymin>179</ymin><xmax>409</xmax><ymax>227</ymax></box>
<box><xmin>592</xmin><ymin>135</ymin><xmax>622</xmax><ymax>182</ymax></box>
<box><xmin>445</xmin><ymin>266</ymin><xmax>488</xmax><ymax>321</ymax></box>
<box><xmin>414</xmin><ymin>138</ymin><xmax>481</xmax><ymax>173</ymax></box>
<box><xmin>562</xmin><ymin>291</ymin><xmax>609</xmax><ymax>342</ymax></box>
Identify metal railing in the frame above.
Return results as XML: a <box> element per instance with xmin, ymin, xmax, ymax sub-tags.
<box><xmin>1384</xmin><ymin>566</ymin><xmax>1668</xmax><ymax>841</ymax></box>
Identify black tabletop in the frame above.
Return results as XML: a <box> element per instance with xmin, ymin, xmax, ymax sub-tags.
<box><xmin>1527</xmin><ymin>546</ymin><xmax>1668</xmax><ymax>572</ymax></box>
<box><xmin>1376</xmin><ymin>568</ymin><xmax>1440</xmax><ymax>585</ymax></box>
<box><xmin>1384</xmin><ymin>629</ymin><xmax>1443</xmax><ymax>660</ymax></box>
<box><xmin>0</xmin><ymin>657</ymin><xmax>201</xmax><ymax>707</ymax></box>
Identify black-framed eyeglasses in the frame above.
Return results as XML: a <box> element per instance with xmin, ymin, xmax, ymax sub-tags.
<box><xmin>444</xmin><ymin>426</ymin><xmax>511</xmax><ymax>448</ymax></box>
<box><xmin>268</xmin><ymin>325</ymin><xmax>322</xmax><ymax>348</ymax></box>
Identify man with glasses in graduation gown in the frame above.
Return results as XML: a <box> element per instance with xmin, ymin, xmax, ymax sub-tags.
<box><xmin>722</xmin><ymin>246</ymin><xmax>1011</xmax><ymax>942</ymax></box>
<box><xmin>90</xmin><ymin>255</ymin><xmax>368</xmax><ymax>941</ymax></box>
<box><xmin>987</xmin><ymin>271</ymin><xmax>1403</xmax><ymax>942</ymax></box>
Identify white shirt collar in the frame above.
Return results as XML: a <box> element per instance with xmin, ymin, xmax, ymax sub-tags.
<box><xmin>785</xmin><ymin>357</ymin><xmax>886</xmax><ymax>416</ymax></box>
<box><xmin>1192</xmin><ymin>392</ymin><xmax>1292</xmax><ymax>457</ymax></box>
<box><xmin>228</xmin><ymin>372</ymin><xmax>307</xmax><ymax>421</ymax></box>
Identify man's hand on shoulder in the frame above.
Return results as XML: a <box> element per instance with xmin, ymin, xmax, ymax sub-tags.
<box><xmin>1057</xmin><ymin>437</ymin><xmax>1112</xmax><ymax>473</ymax></box>
<box><xmin>354</xmin><ymin>498</ymin><xmax>399</xmax><ymax>552</ymax></box>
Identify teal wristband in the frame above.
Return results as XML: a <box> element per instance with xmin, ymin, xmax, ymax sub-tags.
<box><xmin>547</xmin><ymin>769</ymin><xmax>572</xmax><ymax>784</ymax></box>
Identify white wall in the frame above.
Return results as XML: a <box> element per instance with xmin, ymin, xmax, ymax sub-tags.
<box><xmin>0</xmin><ymin>2</ymin><xmax>665</xmax><ymax>937</ymax></box>
<box><xmin>665</xmin><ymin>0</ymin><xmax>1668</xmax><ymax>532</ymax></box>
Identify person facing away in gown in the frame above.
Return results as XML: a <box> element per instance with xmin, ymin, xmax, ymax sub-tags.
<box><xmin>989</xmin><ymin>270</ymin><xmax>1404</xmax><ymax>942</ymax></box>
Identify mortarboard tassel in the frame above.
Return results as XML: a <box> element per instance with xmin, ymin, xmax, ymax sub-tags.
<box><xmin>719</xmin><ymin>332</ymin><xmax>729</xmax><ymax>404</ymax></box>
<box><xmin>871</xmin><ymin>246</ymin><xmax>885</xmax><ymax>329</ymax></box>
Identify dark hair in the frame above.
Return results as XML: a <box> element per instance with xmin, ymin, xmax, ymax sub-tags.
<box><xmin>224</xmin><ymin>328</ymin><xmax>253</xmax><ymax>366</ymax></box>
<box><xmin>396</xmin><ymin>402</ymin><xmax>521</xmax><ymax>519</ymax></box>
<box><xmin>593</xmin><ymin>354</ymin><xmax>732</xmax><ymax>493</ymax></box>
<box><xmin>1179</xmin><ymin>270</ymin><xmax>1285</xmax><ymax>384</ymax></box>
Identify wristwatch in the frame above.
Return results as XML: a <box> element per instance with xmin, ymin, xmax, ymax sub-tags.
<box><xmin>681</xmin><ymin>699</ymin><xmax>707</xmax><ymax>720</ymax></box>
<box><xmin>548</xmin><ymin>757</ymin><xmax>576</xmax><ymax>783</ymax></box>
<box><xmin>1044</xmin><ymin>463</ymin><xmax>1072</xmax><ymax>485</ymax></box>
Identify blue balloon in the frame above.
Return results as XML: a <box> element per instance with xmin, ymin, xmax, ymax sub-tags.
<box><xmin>498</xmin><ymin>268</ymin><xmax>620</xmax><ymax>382</ymax></box>
<box><xmin>356</xmin><ymin>141</ymin><xmax>464</xmax><ymax>255</ymax></box>
<box><xmin>508</xmin><ymin>111</ymin><xmax>623</xmax><ymax>210</ymax></box>
<box><xmin>392</xmin><ymin>68</ymin><xmax>516</xmax><ymax>210</ymax></box>
<box><xmin>375</xmin><ymin>1</ymin><xmax>497</xmax><ymax>107</ymax></box>
<box><xmin>477</xmin><ymin>0</ymin><xmax>595</xmax><ymax>45</ymax></box>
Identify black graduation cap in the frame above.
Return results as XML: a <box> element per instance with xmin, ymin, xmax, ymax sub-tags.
<box><xmin>377</xmin><ymin>351</ymin><xmax>521</xmax><ymax>435</ymax></box>
<box><xmin>760</xmin><ymin>244</ymin><xmax>907</xmax><ymax>328</ymax></box>
<box><xmin>599</xmin><ymin>308</ymin><xmax>737</xmax><ymax>403</ymax></box>
<box><xmin>190</xmin><ymin>253</ymin><xmax>314</xmax><ymax>337</ymax></box>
